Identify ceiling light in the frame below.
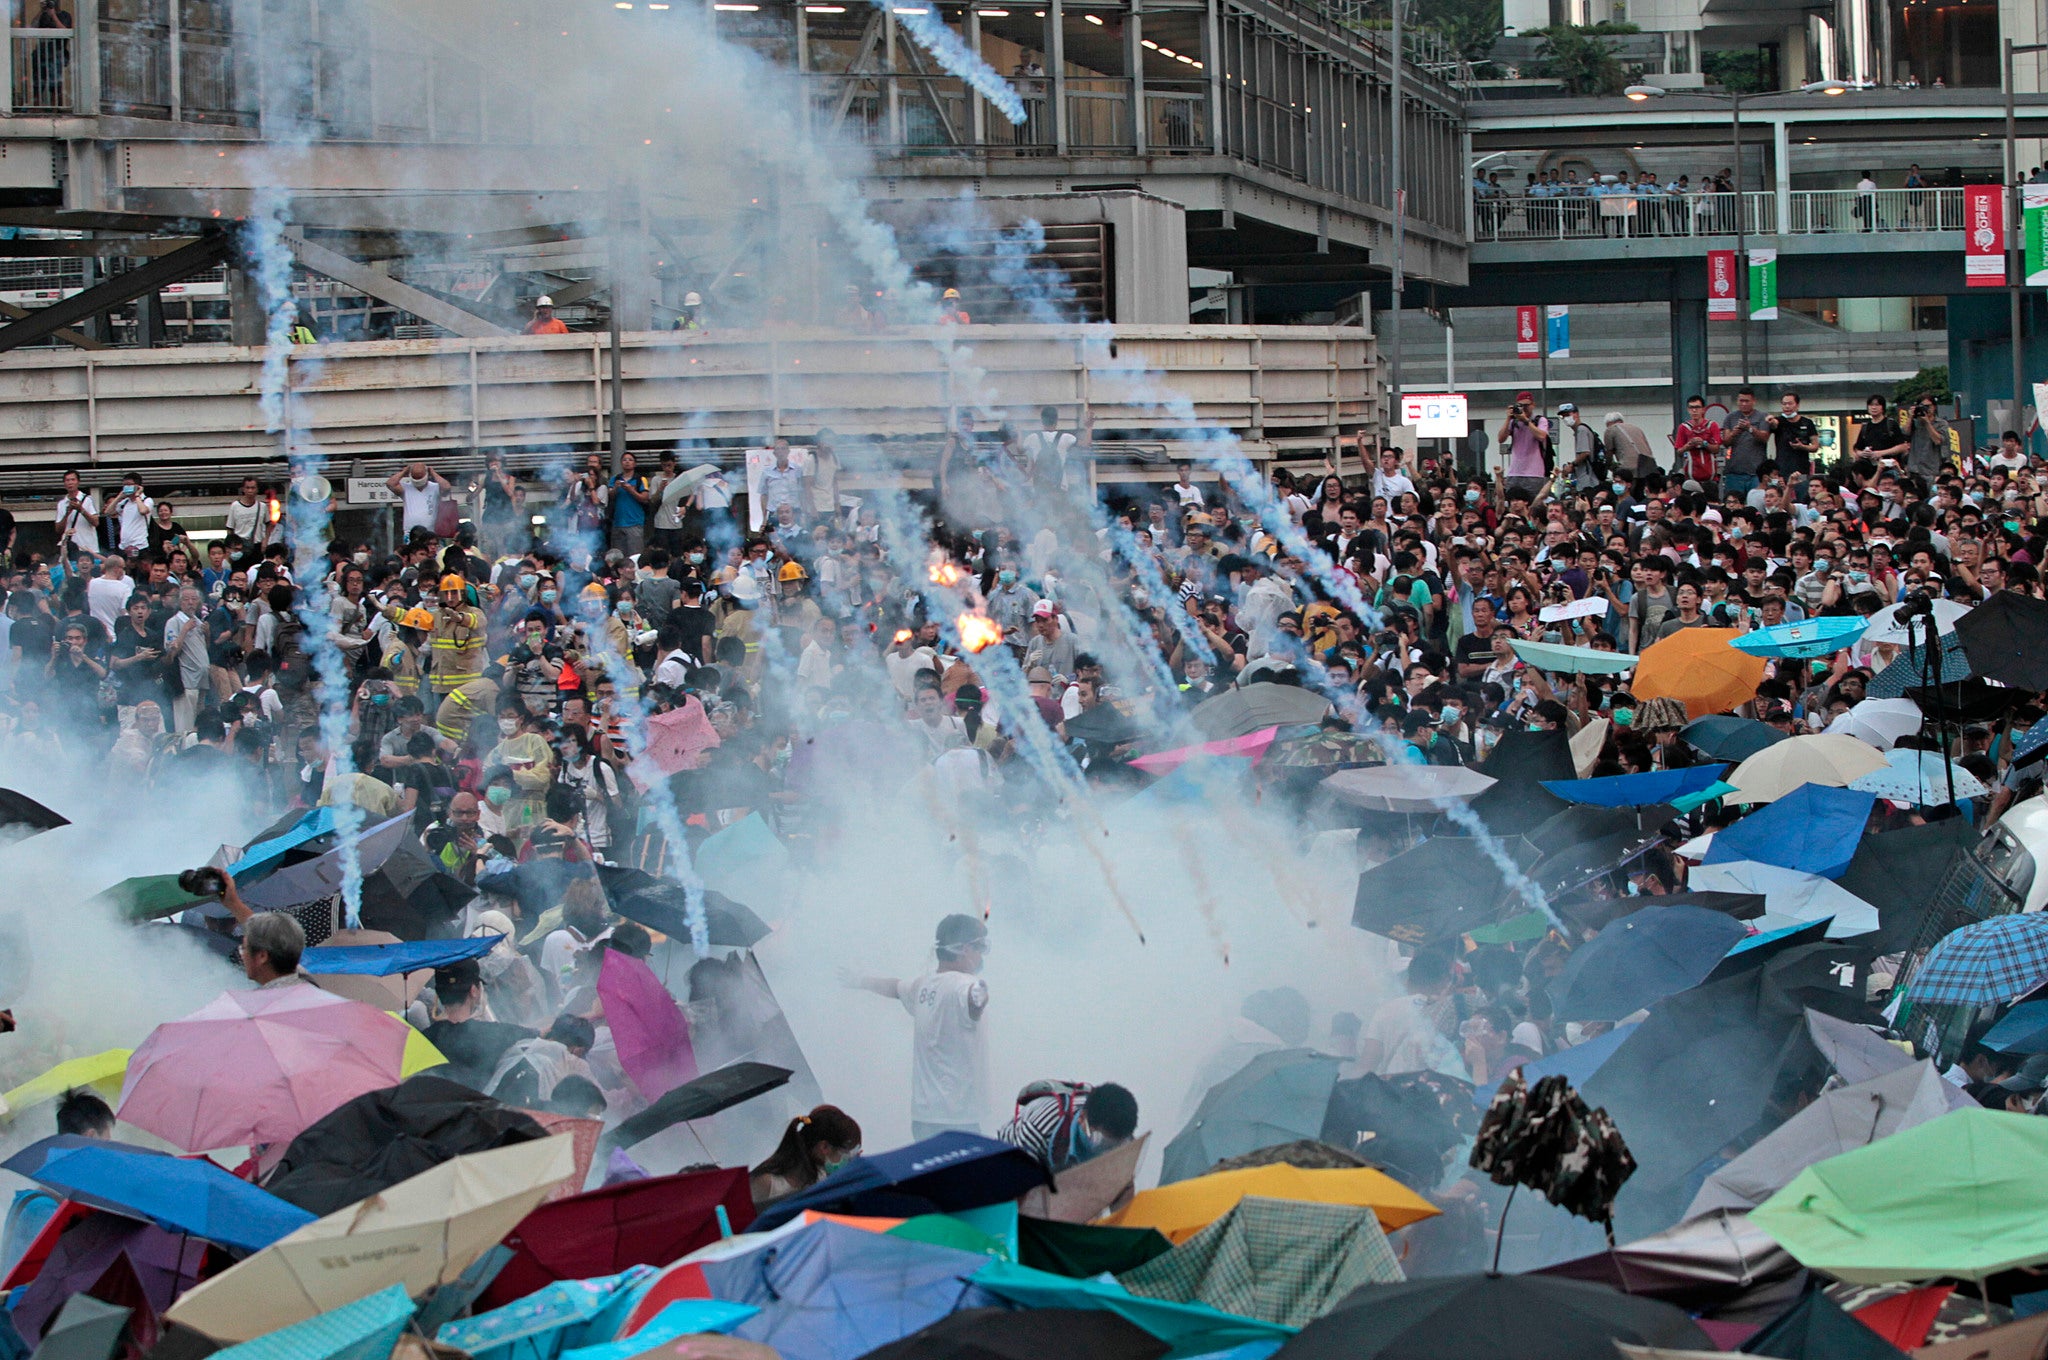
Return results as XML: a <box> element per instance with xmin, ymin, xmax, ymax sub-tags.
<box><xmin>714</xmin><ymin>4</ymin><xmax>757</xmax><ymax>9</ymax></box>
<box><xmin>978</xmin><ymin>7</ymin><xmax>1009</xmax><ymax>13</ymax></box>
<box><xmin>806</xmin><ymin>4</ymin><xmax>845</xmax><ymax>9</ymax></box>
<box><xmin>1084</xmin><ymin>12</ymin><xmax>1104</xmax><ymax>22</ymax></box>
<box><xmin>1157</xmin><ymin>45</ymin><xmax>1175</xmax><ymax>55</ymax></box>
<box><xmin>1141</xmin><ymin>37</ymin><xmax>1158</xmax><ymax>47</ymax></box>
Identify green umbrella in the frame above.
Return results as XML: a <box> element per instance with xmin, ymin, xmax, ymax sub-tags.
<box><xmin>92</xmin><ymin>874</ymin><xmax>207</xmax><ymax>923</ymax></box>
<box><xmin>1511</xmin><ymin>640</ymin><xmax>1640</xmax><ymax>675</ymax></box>
<box><xmin>972</xmin><ymin>1258</ymin><xmax>1295</xmax><ymax>1357</ymax></box>
<box><xmin>1750</xmin><ymin>1109</ymin><xmax>2048</xmax><ymax>1282</ymax></box>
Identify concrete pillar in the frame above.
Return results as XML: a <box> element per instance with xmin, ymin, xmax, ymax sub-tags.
<box><xmin>1671</xmin><ymin>295</ymin><xmax>1707</xmax><ymax>430</ymax></box>
<box><xmin>1773</xmin><ymin>118</ymin><xmax>1792</xmax><ymax>233</ymax></box>
<box><xmin>228</xmin><ymin>265</ymin><xmax>266</xmax><ymax>345</ymax></box>
<box><xmin>134</xmin><ymin>275</ymin><xmax>166</xmax><ymax>348</ymax></box>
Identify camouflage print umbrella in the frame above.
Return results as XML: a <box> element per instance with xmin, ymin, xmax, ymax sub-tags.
<box><xmin>1470</xmin><ymin>1071</ymin><xmax>1635</xmax><ymax>1229</ymax></box>
<box><xmin>1264</xmin><ymin>727</ymin><xmax>1385</xmax><ymax>769</ymax></box>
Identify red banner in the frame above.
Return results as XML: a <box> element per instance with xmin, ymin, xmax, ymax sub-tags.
<box><xmin>1966</xmin><ymin>184</ymin><xmax>2007</xmax><ymax>287</ymax></box>
<box><xmin>1707</xmin><ymin>249</ymin><xmax>1738</xmax><ymax>319</ymax></box>
<box><xmin>1516</xmin><ymin>305</ymin><xmax>1539</xmax><ymax>358</ymax></box>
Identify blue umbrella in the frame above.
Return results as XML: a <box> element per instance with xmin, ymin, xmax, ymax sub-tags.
<box><xmin>229</xmin><ymin>807</ymin><xmax>339</xmax><ymax>880</ymax></box>
<box><xmin>1703</xmin><ymin>783</ymin><xmax>1877</xmax><ymax>879</ymax></box>
<box><xmin>2014</xmin><ymin>715</ymin><xmax>2048</xmax><ymax>769</ymax></box>
<box><xmin>698</xmin><ymin>1221</ymin><xmax>1004</xmax><ymax>1360</ymax></box>
<box><xmin>1540</xmin><ymin>765</ymin><xmax>1730</xmax><ymax>809</ymax></box>
<box><xmin>1729</xmin><ymin>616</ymin><xmax>1869</xmax><ymax>660</ymax></box>
<box><xmin>1984</xmin><ymin>1001</ymin><xmax>2048</xmax><ymax>1054</ymax></box>
<box><xmin>300</xmin><ymin>934</ymin><xmax>504</xmax><ymax>977</ymax></box>
<box><xmin>1869</xmin><ymin>631</ymin><xmax>1975</xmax><ymax>699</ymax></box>
<box><xmin>1</xmin><ymin>1137</ymin><xmax>315</xmax><ymax>1253</ymax></box>
<box><xmin>558</xmin><ymin>1301</ymin><xmax>760</xmax><ymax>1360</ymax></box>
<box><xmin>1908</xmin><ymin>914</ymin><xmax>2048</xmax><ymax>1008</ymax></box>
<box><xmin>752</xmin><ymin>1131</ymin><xmax>1051</xmax><ymax>1231</ymax></box>
<box><xmin>1682</xmin><ymin>716</ymin><xmax>1787</xmax><ymax>762</ymax></box>
<box><xmin>1547</xmin><ymin>907</ymin><xmax>1751</xmax><ymax>1022</ymax></box>
<box><xmin>1473</xmin><ymin>1022</ymin><xmax>1640</xmax><ymax>1109</ymax></box>
<box><xmin>208</xmin><ymin>1284</ymin><xmax>414</xmax><ymax>1360</ymax></box>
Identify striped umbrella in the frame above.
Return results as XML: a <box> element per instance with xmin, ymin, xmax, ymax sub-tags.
<box><xmin>1907</xmin><ymin>914</ymin><xmax>2048</xmax><ymax>1008</ymax></box>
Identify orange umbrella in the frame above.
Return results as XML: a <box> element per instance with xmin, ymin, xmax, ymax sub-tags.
<box><xmin>1632</xmin><ymin>628</ymin><xmax>1766</xmax><ymax>720</ymax></box>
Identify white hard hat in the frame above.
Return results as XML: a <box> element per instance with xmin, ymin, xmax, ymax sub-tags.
<box><xmin>535</xmin><ymin>295</ymin><xmax>555</xmax><ymax>308</ymax></box>
<box><xmin>684</xmin><ymin>291</ymin><xmax>703</xmax><ymax>307</ymax></box>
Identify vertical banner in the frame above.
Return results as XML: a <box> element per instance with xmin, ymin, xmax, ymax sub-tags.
<box><xmin>1516</xmin><ymin>305</ymin><xmax>1540</xmax><ymax>358</ymax></box>
<box><xmin>1747</xmin><ymin>248</ymin><xmax>1779</xmax><ymax>320</ymax></box>
<box><xmin>1707</xmin><ymin>249</ymin><xmax>1738</xmax><ymax>320</ymax></box>
<box><xmin>2025</xmin><ymin>183</ymin><xmax>2048</xmax><ymax>286</ymax></box>
<box><xmin>1966</xmin><ymin>184</ymin><xmax>2007</xmax><ymax>287</ymax></box>
<box><xmin>1545</xmin><ymin>304</ymin><xmax>1570</xmax><ymax>359</ymax></box>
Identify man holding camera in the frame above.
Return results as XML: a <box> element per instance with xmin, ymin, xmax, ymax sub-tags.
<box><xmin>1906</xmin><ymin>395</ymin><xmax>1951</xmax><ymax>481</ymax></box>
<box><xmin>1498</xmin><ymin>392</ymin><xmax>1552</xmax><ymax>506</ymax></box>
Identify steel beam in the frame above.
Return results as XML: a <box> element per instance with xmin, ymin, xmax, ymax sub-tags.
<box><xmin>0</xmin><ymin>233</ymin><xmax>230</xmax><ymax>355</ymax></box>
<box><xmin>284</xmin><ymin>235</ymin><xmax>512</xmax><ymax>340</ymax></box>
<box><xmin>0</xmin><ymin>299</ymin><xmax>106</xmax><ymax>350</ymax></box>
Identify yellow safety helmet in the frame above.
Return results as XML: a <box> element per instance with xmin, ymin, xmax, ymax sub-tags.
<box><xmin>438</xmin><ymin>574</ymin><xmax>469</xmax><ymax>594</ymax></box>
<box><xmin>398</xmin><ymin>607</ymin><xmax>436</xmax><ymax>630</ymax></box>
<box><xmin>942</xmin><ymin>288</ymin><xmax>961</xmax><ymax>300</ymax></box>
<box><xmin>777</xmin><ymin>561</ymin><xmax>809</xmax><ymax>583</ymax></box>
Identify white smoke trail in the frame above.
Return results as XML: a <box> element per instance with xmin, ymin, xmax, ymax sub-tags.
<box><xmin>868</xmin><ymin>0</ymin><xmax>1027</xmax><ymax>125</ymax></box>
<box><xmin>246</xmin><ymin>198</ymin><xmax>367</xmax><ymax>926</ymax></box>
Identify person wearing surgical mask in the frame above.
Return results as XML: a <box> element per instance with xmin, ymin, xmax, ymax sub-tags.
<box><xmin>482</xmin><ymin>704</ymin><xmax>553</xmax><ymax>839</ymax></box>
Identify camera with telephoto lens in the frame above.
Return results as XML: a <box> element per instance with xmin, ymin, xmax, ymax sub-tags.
<box><xmin>178</xmin><ymin>867</ymin><xmax>226</xmax><ymax>899</ymax></box>
<box><xmin>507</xmin><ymin>642</ymin><xmax>535</xmax><ymax>666</ymax></box>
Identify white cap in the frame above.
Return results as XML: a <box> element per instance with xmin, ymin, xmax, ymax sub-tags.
<box><xmin>684</xmin><ymin>291</ymin><xmax>702</xmax><ymax>307</ymax></box>
<box><xmin>535</xmin><ymin>295</ymin><xmax>555</xmax><ymax>308</ymax></box>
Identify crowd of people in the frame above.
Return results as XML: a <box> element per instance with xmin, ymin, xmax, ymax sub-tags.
<box><xmin>0</xmin><ymin>380</ymin><xmax>2043</xmax><ymax>1283</ymax></box>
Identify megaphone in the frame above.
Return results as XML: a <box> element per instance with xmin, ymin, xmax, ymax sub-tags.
<box><xmin>293</xmin><ymin>473</ymin><xmax>332</xmax><ymax>503</ymax></box>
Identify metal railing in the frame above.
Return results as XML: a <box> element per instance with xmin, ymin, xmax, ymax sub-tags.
<box><xmin>811</xmin><ymin>72</ymin><xmax>1211</xmax><ymax>156</ymax></box>
<box><xmin>1473</xmin><ymin>186</ymin><xmax>1967</xmax><ymax>242</ymax></box>
<box><xmin>11</xmin><ymin>27</ymin><xmax>73</xmax><ymax>114</ymax></box>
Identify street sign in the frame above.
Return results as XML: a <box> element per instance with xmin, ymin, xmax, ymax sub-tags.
<box><xmin>347</xmin><ymin>478</ymin><xmax>397</xmax><ymax>505</ymax></box>
<box><xmin>1400</xmin><ymin>393</ymin><xmax>1469</xmax><ymax>439</ymax></box>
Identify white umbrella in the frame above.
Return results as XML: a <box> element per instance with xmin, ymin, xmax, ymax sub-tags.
<box><xmin>1690</xmin><ymin>860</ymin><xmax>1881</xmax><ymax>938</ymax></box>
<box><xmin>1862</xmin><ymin>597</ymin><xmax>1971</xmax><ymax>646</ymax></box>
<box><xmin>1322</xmin><ymin>764</ymin><xmax>1495</xmax><ymax>813</ymax></box>
<box><xmin>1826</xmin><ymin>699</ymin><xmax>1923</xmax><ymax>751</ymax></box>
<box><xmin>1726</xmin><ymin>733</ymin><xmax>1889</xmax><ymax>803</ymax></box>
<box><xmin>658</xmin><ymin>464</ymin><xmax>724</xmax><ymax>514</ymax></box>
<box><xmin>1849</xmin><ymin>747</ymin><xmax>1990</xmax><ymax>806</ymax></box>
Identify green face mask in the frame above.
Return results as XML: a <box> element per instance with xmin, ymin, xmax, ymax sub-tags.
<box><xmin>1611</xmin><ymin>707</ymin><xmax>1634</xmax><ymax>726</ymax></box>
<box><xmin>486</xmin><ymin>785</ymin><xmax>512</xmax><ymax>808</ymax></box>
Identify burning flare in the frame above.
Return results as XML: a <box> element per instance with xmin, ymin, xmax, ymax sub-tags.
<box><xmin>957</xmin><ymin>612</ymin><xmax>1003</xmax><ymax>653</ymax></box>
<box><xmin>929</xmin><ymin>560</ymin><xmax>968</xmax><ymax>588</ymax></box>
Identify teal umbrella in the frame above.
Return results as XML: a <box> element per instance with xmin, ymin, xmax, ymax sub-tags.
<box><xmin>1161</xmin><ymin>1050</ymin><xmax>1341</xmax><ymax>1184</ymax></box>
<box><xmin>1511</xmin><ymin>640</ymin><xmax>1639</xmax><ymax>675</ymax></box>
<box><xmin>972</xmin><ymin>1258</ymin><xmax>1295</xmax><ymax>1357</ymax></box>
<box><xmin>207</xmin><ymin>1285</ymin><xmax>414</xmax><ymax>1360</ymax></box>
<box><xmin>1730</xmin><ymin>616</ymin><xmax>1869</xmax><ymax>660</ymax></box>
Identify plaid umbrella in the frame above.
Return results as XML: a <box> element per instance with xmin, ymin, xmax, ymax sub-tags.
<box><xmin>1908</xmin><ymin>914</ymin><xmax>2048</xmax><ymax>1008</ymax></box>
<box><xmin>1868</xmin><ymin>632</ymin><xmax>1974</xmax><ymax>699</ymax></box>
<box><xmin>1117</xmin><ymin>1195</ymin><xmax>1403</xmax><ymax>1328</ymax></box>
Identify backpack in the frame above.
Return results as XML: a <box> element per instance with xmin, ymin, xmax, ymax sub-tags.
<box><xmin>273</xmin><ymin>614</ymin><xmax>309</xmax><ymax>691</ymax></box>
<box><xmin>1010</xmin><ymin>1079</ymin><xmax>1095</xmax><ymax>1168</ymax></box>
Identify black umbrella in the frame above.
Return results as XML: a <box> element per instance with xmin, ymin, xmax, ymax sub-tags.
<box><xmin>358</xmin><ymin>834</ymin><xmax>473</xmax><ymax>940</ymax></box>
<box><xmin>1478</xmin><ymin>727</ymin><xmax>1577</xmax><ymax>785</ymax></box>
<box><xmin>1272</xmin><ymin>1273</ymin><xmax>1713</xmax><ymax>1360</ymax></box>
<box><xmin>1758</xmin><ymin>941</ymin><xmax>1880</xmax><ymax>1025</ymax></box>
<box><xmin>1451</xmin><ymin>780</ymin><xmax>1571</xmax><ymax>838</ymax></box>
<box><xmin>1321</xmin><ymin>1073</ymin><xmax>1466</xmax><ymax>1191</ymax></box>
<box><xmin>1563</xmin><ymin>890</ymin><xmax>1767</xmax><ymax>934</ymax></box>
<box><xmin>1161</xmin><ymin>1048</ymin><xmax>1341</xmax><ymax>1184</ymax></box>
<box><xmin>862</xmin><ymin>1308</ymin><xmax>1169</xmax><ymax>1360</ymax></box>
<box><xmin>0</xmin><ymin>788</ymin><xmax>67</xmax><ymax>839</ymax></box>
<box><xmin>1527</xmin><ymin>829</ymin><xmax>1665</xmax><ymax>902</ymax></box>
<box><xmin>1682</xmin><ymin>715</ymin><xmax>1787</xmax><ymax>763</ymax></box>
<box><xmin>594</xmin><ymin>865</ymin><xmax>771</xmax><ymax>949</ymax></box>
<box><xmin>1745</xmin><ymin>1289</ymin><xmax>1912</xmax><ymax>1360</ymax></box>
<box><xmin>1957</xmin><ymin>591</ymin><xmax>2048</xmax><ymax>692</ymax></box>
<box><xmin>1836</xmin><ymin>817</ymin><xmax>1978</xmax><ymax>954</ymax></box>
<box><xmin>263</xmin><ymin>1074</ymin><xmax>548</xmax><ymax>1216</ymax></box>
<box><xmin>1904</xmin><ymin>676</ymin><xmax>2032</xmax><ymax>723</ymax></box>
<box><xmin>1579</xmin><ymin>970</ymin><xmax>1813</xmax><ymax>1193</ymax></box>
<box><xmin>606</xmin><ymin>1061</ymin><xmax>794</xmax><ymax>1148</ymax></box>
<box><xmin>669</xmin><ymin>760</ymin><xmax>779</xmax><ymax>817</ymax></box>
<box><xmin>1700</xmin><ymin>917</ymin><xmax>1831</xmax><ymax>985</ymax></box>
<box><xmin>1063</xmin><ymin>703</ymin><xmax>1140</xmax><ymax>749</ymax></box>
<box><xmin>1353</xmin><ymin>838</ymin><xmax>1538</xmax><ymax>946</ymax></box>
<box><xmin>477</xmin><ymin>858</ymin><xmax>591</xmax><ymax>915</ymax></box>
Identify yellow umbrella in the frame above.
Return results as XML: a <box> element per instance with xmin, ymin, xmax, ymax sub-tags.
<box><xmin>1107</xmin><ymin>1164</ymin><xmax>1438</xmax><ymax>1243</ymax></box>
<box><xmin>1632</xmin><ymin>628</ymin><xmax>1767</xmax><ymax>720</ymax></box>
<box><xmin>166</xmin><ymin>1132</ymin><xmax>577</xmax><ymax>1342</ymax></box>
<box><xmin>0</xmin><ymin>1049</ymin><xmax>131</xmax><ymax>1121</ymax></box>
<box><xmin>396</xmin><ymin>1021</ymin><xmax>446</xmax><ymax>1078</ymax></box>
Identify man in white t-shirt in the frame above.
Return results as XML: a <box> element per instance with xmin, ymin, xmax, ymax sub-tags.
<box><xmin>85</xmin><ymin>555</ymin><xmax>134</xmax><ymax>640</ymax></box>
<box><xmin>1356</xmin><ymin>949</ymin><xmax>1467</xmax><ymax>1080</ymax></box>
<box><xmin>107</xmin><ymin>474</ymin><xmax>153</xmax><ymax>556</ymax></box>
<box><xmin>53</xmin><ymin>470</ymin><xmax>99</xmax><ymax>561</ymax></box>
<box><xmin>385</xmin><ymin>461</ymin><xmax>452</xmax><ymax>538</ymax></box>
<box><xmin>1370</xmin><ymin>446</ymin><xmax>1417</xmax><ymax>502</ymax></box>
<box><xmin>222</xmin><ymin>476</ymin><xmax>267</xmax><ymax>548</ymax></box>
<box><xmin>847</xmin><ymin>913</ymin><xmax>991</xmax><ymax>1139</ymax></box>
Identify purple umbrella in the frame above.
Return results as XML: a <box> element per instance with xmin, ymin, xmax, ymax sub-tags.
<box><xmin>597</xmin><ymin>949</ymin><xmax>697</xmax><ymax>1101</ymax></box>
<box><xmin>10</xmin><ymin>1211</ymin><xmax>205</xmax><ymax>1345</ymax></box>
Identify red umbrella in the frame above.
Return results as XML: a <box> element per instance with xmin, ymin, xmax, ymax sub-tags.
<box><xmin>475</xmin><ymin>1167</ymin><xmax>755</xmax><ymax>1310</ymax></box>
<box><xmin>597</xmin><ymin>950</ymin><xmax>697</xmax><ymax>1102</ymax></box>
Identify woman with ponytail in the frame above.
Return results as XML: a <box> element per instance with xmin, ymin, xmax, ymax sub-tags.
<box><xmin>749</xmin><ymin>1104</ymin><xmax>862</xmax><ymax>1206</ymax></box>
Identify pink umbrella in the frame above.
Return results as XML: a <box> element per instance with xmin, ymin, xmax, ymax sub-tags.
<box><xmin>597</xmin><ymin>949</ymin><xmax>697</xmax><ymax>1101</ymax></box>
<box><xmin>117</xmin><ymin>986</ymin><xmax>409</xmax><ymax>1154</ymax></box>
<box><xmin>643</xmin><ymin>698</ymin><xmax>721</xmax><ymax>778</ymax></box>
<box><xmin>1128</xmin><ymin>725</ymin><xmax>1281</xmax><ymax>776</ymax></box>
